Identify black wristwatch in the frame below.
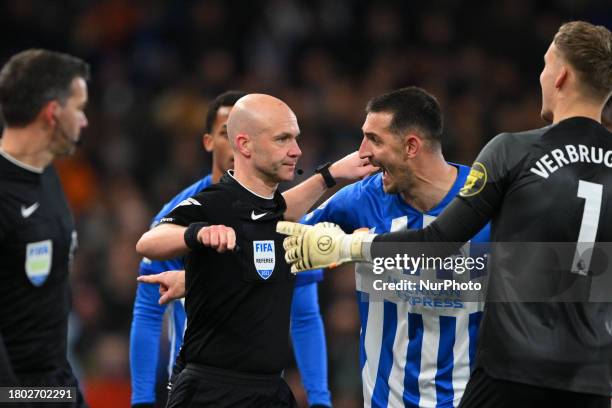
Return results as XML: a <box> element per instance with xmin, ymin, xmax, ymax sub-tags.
<box><xmin>315</xmin><ymin>162</ymin><xmax>336</xmax><ymax>188</ymax></box>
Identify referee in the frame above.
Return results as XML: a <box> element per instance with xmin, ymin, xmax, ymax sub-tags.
<box><xmin>279</xmin><ymin>20</ymin><xmax>612</xmax><ymax>408</ymax></box>
<box><xmin>0</xmin><ymin>50</ymin><xmax>89</xmax><ymax>407</ymax></box>
<box><xmin>137</xmin><ymin>93</ymin><xmax>348</xmax><ymax>407</ymax></box>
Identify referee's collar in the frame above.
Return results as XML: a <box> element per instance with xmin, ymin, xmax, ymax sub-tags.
<box><xmin>225</xmin><ymin>170</ymin><xmax>275</xmax><ymax>199</ymax></box>
<box><xmin>0</xmin><ymin>148</ymin><xmax>44</xmax><ymax>174</ymax></box>
<box><xmin>221</xmin><ymin>170</ymin><xmax>287</xmax><ymax>212</ymax></box>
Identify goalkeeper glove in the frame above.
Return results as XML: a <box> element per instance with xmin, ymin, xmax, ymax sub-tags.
<box><xmin>276</xmin><ymin>221</ymin><xmax>375</xmax><ymax>273</ymax></box>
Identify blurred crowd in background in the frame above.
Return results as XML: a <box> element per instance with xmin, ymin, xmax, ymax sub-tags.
<box><xmin>1</xmin><ymin>0</ymin><xmax>610</xmax><ymax>407</ymax></box>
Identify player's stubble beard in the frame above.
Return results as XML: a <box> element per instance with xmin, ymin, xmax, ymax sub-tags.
<box><xmin>383</xmin><ymin>163</ymin><xmax>414</xmax><ymax>195</ymax></box>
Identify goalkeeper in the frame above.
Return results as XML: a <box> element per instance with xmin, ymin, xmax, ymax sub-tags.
<box><xmin>278</xmin><ymin>21</ymin><xmax>612</xmax><ymax>408</ymax></box>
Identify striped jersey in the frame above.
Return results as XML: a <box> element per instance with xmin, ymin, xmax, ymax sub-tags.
<box><xmin>303</xmin><ymin>164</ymin><xmax>490</xmax><ymax>407</ymax></box>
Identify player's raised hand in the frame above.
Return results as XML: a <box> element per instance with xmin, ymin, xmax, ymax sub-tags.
<box><xmin>330</xmin><ymin>151</ymin><xmax>379</xmax><ymax>182</ymax></box>
<box><xmin>276</xmin><ymin>221</ymin><xmax>374</xmax><ymax>273</ymax></box>
<box><xmin>198</xmin><ymin>225</ymin><xmax>236</xmax><ymax>252</ymax></box>
<box><xmin>137</xmin><ymin>270</ymin><xmax>186</xmax><ymax>305</ymax></box>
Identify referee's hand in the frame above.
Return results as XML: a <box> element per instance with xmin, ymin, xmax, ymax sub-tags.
<box><xmin>137</xmin><ymin>270</ymin><xmax>185</xmax><ymax>305</ymax></box>
<box><xmin>198</xmin><ymin>224</ymin><xmax>236</xmax><ymax>252</ymax></box>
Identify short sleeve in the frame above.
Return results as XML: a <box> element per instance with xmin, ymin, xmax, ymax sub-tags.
<box><xmin>158</xmin><ymin>193</ymin><xmax>209</xmax><ymax>227</ymax></box>
<box><xmin>302</xmin><ymin>183</ymin><xmax>361</xmax><ymax>232</ymax></box>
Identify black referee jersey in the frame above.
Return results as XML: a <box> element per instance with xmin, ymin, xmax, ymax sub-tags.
<box><xmin>373</xmin><ymin>117</ymin><xmax>612</xmax><ymax>396</ymax></box>
<box><xmin>0</xmin><ymin>151</ymin><xmax>77</xmax><ymax>377</ymax></box>
<box><xmin>159</xmin><ymin>171</ymin><xmax>295</xmax><ymax>375</ymax></box>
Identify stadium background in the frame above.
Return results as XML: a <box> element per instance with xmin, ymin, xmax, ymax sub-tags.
<box><xmin>0</xmin><ymin>1</ymin><xmax>610</xmax><ymax>407</ymax></box>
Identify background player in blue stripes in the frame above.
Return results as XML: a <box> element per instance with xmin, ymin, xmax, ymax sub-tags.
<box><xmin>299</xmin><ymin>87</ymin><xmax>489</xmax><ymax>408</ymax></box>
<box><xmin>129</xmin><ymin>91</ymin><xmax>338</xmax><ymax>407</ymax></box>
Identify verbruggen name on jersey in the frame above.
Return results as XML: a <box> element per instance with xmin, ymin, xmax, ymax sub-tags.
<box><xmin>530</xmin><ymin>144</ymin><xmax>612</xmax><ymax>179</ymax></box>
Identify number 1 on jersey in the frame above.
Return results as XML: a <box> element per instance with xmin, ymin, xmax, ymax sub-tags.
<box><xmin>571</xmin><ymin>180</ymin><xmax>603</xmax><ymax>275</ymax></box>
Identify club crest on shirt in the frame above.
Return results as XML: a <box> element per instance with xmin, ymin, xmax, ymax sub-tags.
<box><xmin>25</xmin><ymin>239</ymin><xmax>53</xmax><ymax>286</ymax></box>
<box><xmin>460</xmin><ymin>162</ymin><xmax>487</xmax><ymax>197</ymax></box>
<box><xmin>253</xmin><ymin>240</ymin><xmax>275</xmax><ymax>280</ymax></box>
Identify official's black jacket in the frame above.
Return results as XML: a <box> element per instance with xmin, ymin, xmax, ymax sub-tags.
<box><xmin>0</xmin><ymin>151</ymin><xmax>76</xmax><ymax>377</ymax></box>
<box><xmin>374</xmin><ymin>117</ymin><xmax>612</xmax><ymax>396</ymax></box>
<box><xmin>160</xmin><ymin>171</ymin><xmax>295</xmax><ymax>375</ymax></box>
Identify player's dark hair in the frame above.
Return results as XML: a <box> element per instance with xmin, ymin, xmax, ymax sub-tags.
<box><xmin>554</xmin><ymin>21</ymin><xmax>612</xmax><ymax>100</ymax></box>
<box><xmin>0</xmin><ymin>49</ymin><xmax>90</xmax><ymax>127</ymax></box>
<box><xmin>366</xmin><ymin>86</ymin><xmax>443</xmax><ymax>150</ymax></box>
<box><xmin>204</xmin><ymin>90</ymin><xmax>247</xmax><ymax>134</ymax></box>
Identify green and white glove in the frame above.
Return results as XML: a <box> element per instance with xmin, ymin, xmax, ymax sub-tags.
<box><xmin>276</xmin><ymin>221</ymin><xmax>375</xmax><ymax>273</ymax></box>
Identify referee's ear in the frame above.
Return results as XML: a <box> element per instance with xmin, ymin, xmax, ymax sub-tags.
<box><xmin>235</xmin><ymin>132</ymin><xmax>252</xmax><ymax>158</ymax></box>
<box><xmin>41</xmin><ymin>100</ymin><xmax>61</xmax><ymax>128</ymax></box>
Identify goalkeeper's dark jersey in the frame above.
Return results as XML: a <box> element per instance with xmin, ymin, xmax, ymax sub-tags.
<box><xmin>159</xmin><ymin>171</ymin><xmax>295</xmax><ymax>375</ymax></box>
<box><xmin>0</xmin><ymin>151</ymin><xmax>77</xmax><ymax>376</ymax></box>
<box><xmin>374</xmin><ymin>117</ymin><xmax>612</xmax><ymax>395</ymax></box>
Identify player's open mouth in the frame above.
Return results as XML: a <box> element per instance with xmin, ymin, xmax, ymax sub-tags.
<box><xmin>379</xmin><ymin>165</ymin><xmax>390</xmax><ymax>181</ymax></box>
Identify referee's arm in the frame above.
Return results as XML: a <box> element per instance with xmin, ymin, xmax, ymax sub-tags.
<box><xmin>137</xmin><ymin>224</ymin><xmax>189</xmax><ymax>260</ymax></box>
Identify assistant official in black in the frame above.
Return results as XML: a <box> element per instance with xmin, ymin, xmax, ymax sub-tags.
<box><xmin>279</xmin><ymin>21</ymin><xmax>612</xmax><ymax>408</ymax></box>
<box><xmin>0</xmin><ymin>50</ymin><xmax>89</xmax><ymax>407</ymax></box>
<box><xmin>0</xmin><ymin>154</ymin><xmax>76</xmax><ymax>375</ymax></box>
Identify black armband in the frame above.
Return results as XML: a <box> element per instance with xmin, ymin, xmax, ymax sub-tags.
<box><xmin>184</xmin><ymin>222</ymin><xmax>209</xmax><ymax>250</ymax></box>
<box><xmin>315</xmin><ymin>162</ymin><xmax>336</xmax><ymax>188</ymax></box>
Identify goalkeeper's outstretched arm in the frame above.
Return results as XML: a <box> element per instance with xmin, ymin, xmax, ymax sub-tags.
<box><xmin>278</xmin><ymin>197</ymin><xmax>490</xmax><ymax>272</ymax></box>
<box><xmin>371</xmin><ymin>198</ymin><xmax>488</xmax><ymax>255</ymax></box>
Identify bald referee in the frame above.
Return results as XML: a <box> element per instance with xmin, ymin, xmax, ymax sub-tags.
<box><xmin>137</xmin><ymin>93</ymin><xmax>375</xmax><ymax>407</ymax></box>
<box><xmin>279</xmin><ymin>20</ymin><xmax>612</xmax><ymax>408</ymax></box>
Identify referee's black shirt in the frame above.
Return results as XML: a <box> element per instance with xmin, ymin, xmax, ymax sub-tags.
<box><xmin>374</xmin><ymin>117</ymin><xmax>612</xmax><ymax>396</ymax></box>
<box><xmin>160</xmin><ymin>171</ymin><xmax>295</xmax><ymax>375</ymax></box>
<box><xmin>0</xmin><ymin>151</ymin><xmax>76</xmax><ymax>376</ymax></box>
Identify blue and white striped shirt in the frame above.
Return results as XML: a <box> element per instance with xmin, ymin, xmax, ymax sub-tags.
<box><xmin>304</xmin><ymin>164</ymin><xmax>490</xmax><ymax>407</ymax></box>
